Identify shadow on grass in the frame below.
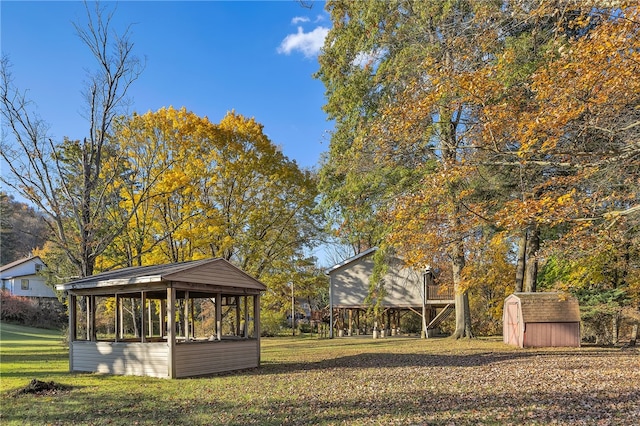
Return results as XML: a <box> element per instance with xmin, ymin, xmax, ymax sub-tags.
<box><xmin>250</xmin><ymin>348</ymin><xmax>626</xmax><ymax>377</ymax></box>
<box><xmin>3</xmin><ymin>379</ymin><xmax>638</xmax><ymax>426</ymax></box>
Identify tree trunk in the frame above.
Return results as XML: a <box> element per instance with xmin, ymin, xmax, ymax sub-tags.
<box><xmin>523</xmin><ymin>225</ymin><xmax>539</xmax><ymax>292</ymax></box>
<box><xmin>451</xmin><ymin>226</ymin><xmax>472</xmax><ymax>339</ymax></box>
<box><xmin>612</xmin><ymin>311</ymin><xmax>621</xmax><ymax>345</ymax></box>
<box><xmin>515</xmin><ymin>230</ymin><xmax>527</xmax><ymax>292</ymax></box>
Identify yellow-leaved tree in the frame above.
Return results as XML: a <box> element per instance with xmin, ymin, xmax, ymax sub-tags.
<box><xmin>101</xmin><ymin>107</ymin><xmax>325</xmax><ymax>334</ymax></box>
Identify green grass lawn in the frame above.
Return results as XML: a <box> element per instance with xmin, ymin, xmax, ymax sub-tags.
<box><xmin>1</xmin><ymin>322</ymin><xmax>639</xmax><ymax>425</ymax></box>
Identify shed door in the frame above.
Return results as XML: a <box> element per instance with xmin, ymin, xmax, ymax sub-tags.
<box><xmin>505</xmin><ymin>302</ymin><xmax>520</xmax><ymax>346</ymax></box>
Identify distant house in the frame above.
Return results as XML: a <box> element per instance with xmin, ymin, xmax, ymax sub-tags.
<box><xmin>0</xmin><ymin>256</ymin><xmax>57</xmax><ymax>298</ymax></box>
<box><xmin>503</xmin><ymin>292</ymin><xmax>581</xmax><ymax>348</ymax></box>
<box><xmin>325</xmin><ymin>247</ymin><xmax>454</xmax><ymax>338</ymax></box>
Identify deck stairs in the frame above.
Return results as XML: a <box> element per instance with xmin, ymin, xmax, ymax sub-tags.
<box><xmin>427</xmin><ymin>304</ymin><xmax>454</xmax><ymax>330</ymax></box>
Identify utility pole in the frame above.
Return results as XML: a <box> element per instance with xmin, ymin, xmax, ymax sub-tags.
<box><xmin>291</xmin><ymin>282</ymin><xmax>295</xmax><ymax>336</ymax></box>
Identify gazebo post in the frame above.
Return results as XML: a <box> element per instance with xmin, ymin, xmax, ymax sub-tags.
<box><xmin>119</xmin><ymin>296</ymin><xmax>124</xmax><ymax>338</ymax></box>
<box><xmin>167</xmin><ymin>286</ymin><xmax>176</xmax><ymax>379</ymax></box>
<box><xmin>89</xmin><ymin>296</ymin><xmax>96</xmax><ymax>341</ymax></box>
<box><xmin>148</xmin><ymin>299</ymin><xmax>153</xmax><ymax>338</ymax></box>
<box><xmin>190</xmin><ymin>297</ymin><xmax>195</xmax><ymax>339</ymax></box>
<box><xmin>216</xmin><ymin>293</ymin><xmax>222</xmax><ymax>340</ymax></box>
<box><xmin>85</xmin><ymin>296</ymin><xmax>91</xmax><ymax>340</ymax></box>
<box><xmin>235</xmin><ymin>296</ymin><xmax>241</xmax><ymax>336</ymax></box>
<box><xmin>244</xmin><ymin>296</ymin><xmax>249</xmax><ymax>337</ymax></box>
<box><xmin>184</xmin><ymin>291</ymin><xmax>190</xmax><ymax>342</ymax></box>
<box><xmin>254</xmin><ymin>294</ymin><xmax>260</xmax><ymax>363</ymax></box>
<box><xmin>114</xmin><ymin>294</ymin><xmax>120</xmax><ymax>342</ymax></box>
<box><xmin>68</xmin><ymin>294</ymin><xmax>76</xmax><ymax>372</ymax></box>
<box><xmin>160</xmin><ymin>299</ymin><xmax>166</xmax><ymax>339</ymax></box>
<box><xmin>141</xmin><ymin>291</ymin><xmax>147</xmax><ymax>343</ymax></box>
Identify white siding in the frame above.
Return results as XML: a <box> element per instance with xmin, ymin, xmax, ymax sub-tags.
<box><xmin>3</xmin><ymin>275</ymin><xmax>57</xmax><ymax>298</ymax></box>
<box><xmin>0</xmin><ymin>257</ymin><xmax>56</xmax><ymax>298</ymax></box>
<box><xmin>0</xmin><ymin>258</ymin><xmax>44</xmax><ymax>277</ymax></box>
<box><xmin>174</xmin><ymin>339</ymin><xmax>259</xmax><ymax>378</ymax></box>
<box><xmin>71</xmin><ymin>341</ymin><xmax>169</xmax><ymax>378</ymax></box>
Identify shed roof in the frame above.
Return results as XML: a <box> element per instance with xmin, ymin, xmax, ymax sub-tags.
<box><xmin>56</xmin><ymin>258</ymin><xmax>266</xmax><ymax>293</ymax></box>
<box><xmin>509</xmin><ymin>292</ymin><xmax>580</xmax><ymax>323</ymax></box>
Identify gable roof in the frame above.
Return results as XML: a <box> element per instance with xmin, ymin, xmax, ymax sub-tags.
<box><xmin>56</xmin><ymin>258</ymin><xmax>266</xmax><ymax>292</ymax></box>
<box><xmin>509</xmin><ymin>292</ymin><xmax>580</xmax><ymax>323</ymax></box>
<box><xmin>0</xmin><ymin>256</ymin><xmax>45</xmax><ymax>273</ymax></box>
<box><xmin>325</xmin><ymin>247</ymin><xmax>378</xmax><ymax>275</ymax></box>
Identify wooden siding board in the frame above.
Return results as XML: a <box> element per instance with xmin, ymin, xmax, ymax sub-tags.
<box><xmin>523</xmin><ymin>323</ymin><xmax>580</xmax><ymax>348</ymax></box>
<box><xmin>70</xmin><ymin>340</ymin><xmax>261</xmax><ymax>378</ymax></box>
<box><xmin>71</xmin><ymin>342</ymin><xmax>169</xmax><ymax>378</ymax></box>
<box><xmin>174</xmin><ymin>340</ymin><xmax>259</xmax><ymax>378</ymax></box>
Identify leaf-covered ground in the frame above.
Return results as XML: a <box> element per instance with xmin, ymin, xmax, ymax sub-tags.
<box><xmin>2</xmin><ymin>331</ymin><xmax>639</xmax><ymax>425</ymax></box>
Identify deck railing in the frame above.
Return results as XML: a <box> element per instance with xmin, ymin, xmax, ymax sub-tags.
<box><xmin>427</xmin><ymin>285</ymin><xmax>454</xmax><ymax>301</ymax></box>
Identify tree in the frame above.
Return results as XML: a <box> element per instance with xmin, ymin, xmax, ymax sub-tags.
<box><xmin>105</xmin><ymin>107</ymin><xmax>324</xmax><ymax>274</ymax></box>
<box><xmin>526</xmin><ymin>3</ymin><xmax>640</xmax><ymax>342</ymax></box>
<box><xmin>101</xmin><ymin>107</ymin><xmax>326</xmax><ymax>317</ymax></box>
<box><xmin>317</xmin><ymin>0</ymin><xmax>525</xmax><ymax>338</ymax></box>
<box><xmin>0</xmin><ymin>193</ymin><xmax>49</xmax><ymax>264</ymax></box>
<box><xmin>0</xmin><ymin>2</ymin><xmax>144</xmax><ymax>277</ymax></box>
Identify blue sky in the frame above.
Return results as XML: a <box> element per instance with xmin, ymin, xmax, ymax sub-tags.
<box><xmin>1</xmin><ymin>0</ymin><xmax>332</xmax><ymax>170</ymax></box>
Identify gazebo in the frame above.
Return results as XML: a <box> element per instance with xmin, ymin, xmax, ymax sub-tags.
<box><xmin>56</xmin><ymin>258</ymin><xmax>266</xmax><ymax>378</ymax></box>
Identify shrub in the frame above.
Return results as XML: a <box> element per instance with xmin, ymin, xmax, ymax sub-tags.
<box><xmin>261</xmin><ymin>309</ymin><xmax>287</xmax><ymax>337</ymax></box>
<box><xmin>0</xmin><ymin>290</ymin><xmax>66</xmax><ymax>329</ymax></box>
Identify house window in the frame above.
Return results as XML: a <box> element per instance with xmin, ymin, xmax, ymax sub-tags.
<box><xmin>35</xmin><ymin>264</ymin><xmax>42</xmax><ymax>272</ymax></box>
<box><xmin>21</xmin><ymin>279</ymin><xmax>30</xmax><ymax>290</ymax></box>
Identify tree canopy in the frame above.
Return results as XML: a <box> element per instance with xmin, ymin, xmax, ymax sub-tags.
<box><xmin>317</xmin><ymin>0</ymin><xmax>639</xmax><ymax>339</ymax></box>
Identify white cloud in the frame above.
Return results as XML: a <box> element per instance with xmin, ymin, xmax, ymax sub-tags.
<box><xmin>278</xmin><ymin>26</ymin><xmax>329</xmax><ymax>58</ymax></box>
<box><xmin>291</xmin><ymin>16</ymin><xmax>310</xmax><ymax>24</ymax></box>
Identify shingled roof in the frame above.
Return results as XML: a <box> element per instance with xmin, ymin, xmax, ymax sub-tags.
<box><xmin>513</xmin><ymin>292</ymin><xmax>580</xmax><ymax>323</ymax></box>
<box><xmin>56</xmin><ymin>258</ymin><xmax>266</xmax><ymax>292</ymax></box>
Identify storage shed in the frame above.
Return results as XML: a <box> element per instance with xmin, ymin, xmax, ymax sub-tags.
<box><xmin>503</xmin><ymin>292</ymin><xmax>581</xmax><ymax>348</ymax></box>
<box><xmin>56</xmin><ymin>258</ymin><xmax>266</xmax><ymax>378</ymax></box>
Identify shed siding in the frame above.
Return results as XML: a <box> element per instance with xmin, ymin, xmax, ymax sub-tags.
<box><xmin>71</xmin><ymin>341</ymin><xmax>169</xmax><ymax>378</ymax></box>
<box><xmin>524</xmin><ymin>322</ymin><xmax>581</xmax><ymax>348</ymax></box>
<box><xmin>331</xmin><ymin>255</ymin><xmax>425</xmax><ymax>308</ymax></box>
<box><xmin>174</xmin><ymin>340</ymin><xmax>259</xmax><ymax>378</ymax></box>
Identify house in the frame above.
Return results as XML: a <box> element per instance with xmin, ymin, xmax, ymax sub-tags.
<box><xmin>503</xmin><ymin>292</ymin><xmax>581</xmax><ymax>348</ymax></box>
<box><xmin>56</xmin><ymin>257</ymin><xmax>266</xmax><ymax>378</ymax></box>
<box><xmin>0</xmin><ymin>256</ymin><xmax>57</xmax><ymax>298</ymax></box>
<box><xmin>325</xmin><ymin>247</ymin><xmax>454</xmax><ymax>338</ymax></box>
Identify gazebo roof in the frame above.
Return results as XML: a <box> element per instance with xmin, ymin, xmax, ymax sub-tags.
<box><xmin>56</xmin><ymin>257</ymin><xmax>266</xmax><ymax>294</ymax></box>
